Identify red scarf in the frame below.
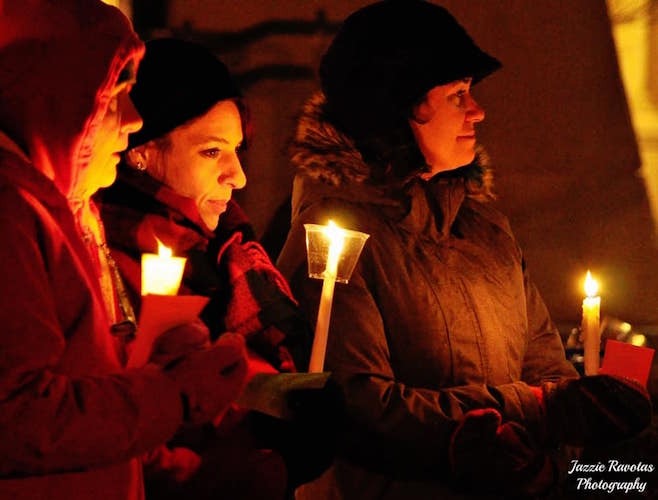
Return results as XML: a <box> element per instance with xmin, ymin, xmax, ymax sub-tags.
<box><xmin>99</xmin><ymin>166</ymin><xmax>310</xmax><ymax>371</ymax></box>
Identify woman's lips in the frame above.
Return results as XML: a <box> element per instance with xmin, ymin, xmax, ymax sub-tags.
<box><xmin>206</xmin><ymin>200</ymin><xmax>228</xmax><ymax>213</ymax></box>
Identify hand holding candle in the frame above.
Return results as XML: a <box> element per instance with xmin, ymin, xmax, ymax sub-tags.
<box><xmin>304</xmin><ymin>221</ymin><xmax>369</xmax><ymax>372</ymax></box>
<box><xmin>582</xmin><ymin>270</ymin><xmax>601</xmax><ymax>375</ymax></box>
<box><xmin>141</xmin><ymin>240</ymin><xmax>187</xmax><ymax>296</ymax></box>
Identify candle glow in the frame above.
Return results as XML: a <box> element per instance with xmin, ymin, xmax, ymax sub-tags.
<box><xmin>584</xmin><ymin>270</ymin><xmax>599</xmax><ymax>297</ymax></box>
<box><xmin>141</xmin><ymin>240</ymin><xmax>187</xmax><ymax>296</ymax></box>
<box><xmin>582</xmin><ymin>270</ymin><xmax>601</xmax><ymax>375</ymax></box>
<box><xmin>322</xmin><ymin>221</ymin><xmax>346</xmax><ymax>279</ymax></box>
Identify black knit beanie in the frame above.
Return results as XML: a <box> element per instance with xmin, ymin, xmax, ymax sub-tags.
<box><xmin>320</xmin><ymin>0</ymin><xmax>501</xmax><ymax>178</ymax></box>
<box><xmin>127</xmin><ymin>38</ymin><xmax>241</xmax><ymax>149</ymax></box>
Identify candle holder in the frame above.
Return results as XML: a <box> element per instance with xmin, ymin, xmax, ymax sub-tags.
<box><xmin>304</xmin><ymin>223</ymin><xmax>369</xmax><ymax>284</ymax></box>
<box><xmin>304</xmin><ymin>222</ymin><xmax>369</xmax><ymax>372</ymax></box>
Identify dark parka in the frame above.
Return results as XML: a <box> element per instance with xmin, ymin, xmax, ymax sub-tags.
<box><xmin>277</xmin><ymin>94</ymin><xmax>578</xmax><ymax>499</ymax></box>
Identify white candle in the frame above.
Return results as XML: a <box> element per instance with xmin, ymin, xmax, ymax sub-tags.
<box><xmin>582</xmin><ymin>270</ymin><xmax>601</xmax><ymax>375</ymax></box>
<box><xmin>309</xmin><ymin>221</ymin><xmax>345</xmax><ymax>373</ymax></box>
<box><xmin>141</xmin><ymin>240</ymin><xmax>186</xmax><ymax>296</ymax></box>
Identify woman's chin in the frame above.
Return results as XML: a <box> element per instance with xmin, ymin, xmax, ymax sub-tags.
<box><xmin>200</xmin><ymin>200</ymin><xmax>231</xmax><ymax>230</ymax></box>
<box><xmin>200</xmin><ymin>213</ymin><xmax>219</xmax><ymax>231</ymax></box>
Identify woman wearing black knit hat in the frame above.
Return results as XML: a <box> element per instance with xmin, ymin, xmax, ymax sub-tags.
<box><xmin>277</xmin><ymin>1</ymin><xmax>651</xmax><ymax>498</ymax></box>
<box><xmin>99</xmin><ymin>38</ymin><xmax>328</xmax><ymax>500</ymax></box>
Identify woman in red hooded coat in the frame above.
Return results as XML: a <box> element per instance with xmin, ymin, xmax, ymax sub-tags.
<box><xmin>0</xmin><ymin>3</ymin><xmax>247</xmax><ymax>499</ymax></box>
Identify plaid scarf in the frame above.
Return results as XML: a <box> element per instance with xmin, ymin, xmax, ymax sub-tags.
<box><xmin>99</xmin><ymin>166</ymin><xmax>310</xmax><ymax>371</ymax></box>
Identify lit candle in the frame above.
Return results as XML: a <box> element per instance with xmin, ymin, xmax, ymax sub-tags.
<box><xmin>309</xmin><ymin>221</ymin><xmax>346</xmax><ymax>373</ymax></box>
<box><xmin>141</xmin><ymin>240</ymin><xmax>186</xmax><ymax>296</ymax></box>
<box><xmin>582</xmin><ymin>270</ymin><xmax>601</xmax><ymax>375</ymax></box>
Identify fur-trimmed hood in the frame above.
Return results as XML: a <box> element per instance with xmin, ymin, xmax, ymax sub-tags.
<box><xmin>289</xmin><ymin>92</ymin><xmax>494</xmax><ymax>224</ymax></box>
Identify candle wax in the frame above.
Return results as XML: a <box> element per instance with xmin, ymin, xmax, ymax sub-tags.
<box><xmin>582</xmin><ymin>295</ymin><xmax>601</xmax><ymax>375</ymax></box>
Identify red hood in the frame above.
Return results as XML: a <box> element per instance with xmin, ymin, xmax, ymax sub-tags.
<box><xmin>0</xmin><ymin>0</ymin><xmax>144</xmax><ymax>199</ymax></box>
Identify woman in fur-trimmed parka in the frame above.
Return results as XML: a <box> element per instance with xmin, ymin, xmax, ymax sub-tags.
<box><xmin>277</xmin><ymin>2</ymin><xmax>651</xmax><ymax>499</ymax></box>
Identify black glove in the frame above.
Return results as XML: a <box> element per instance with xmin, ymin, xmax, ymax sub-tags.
<box><xmin>251</xmin><ymin>377</ymin><xmax>345</xmax><ymax>493</ymax></box>
<box><xmin>450</xmin><ymin>408</ymin><xmax>556</xmax><ymax>497</ymax></box>
<box><xmin>542</xmin><ymin>374</ymin><xmax>652</xmax><ymax>446</ymax></box>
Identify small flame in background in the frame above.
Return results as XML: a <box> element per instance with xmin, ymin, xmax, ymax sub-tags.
<box><xmin>584</xmin><ymin>270</ymin><xmax>599</xmax><ymax>297</ymax></box>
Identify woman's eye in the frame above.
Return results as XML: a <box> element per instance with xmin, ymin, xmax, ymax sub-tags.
<box><xmin>201</xmin><ymin>148</ymin><xmax>221</xmax><ymax>159</ymax></box>
<box><xmin>449</xmin><ymin>90</ymin><xmax>468</xmax><ymax>107</ymax></box>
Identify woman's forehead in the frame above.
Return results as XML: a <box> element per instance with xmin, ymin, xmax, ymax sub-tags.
<box><xmin>172</xmin><ymin>101</ymin><xmax>243</xmax><ymax>144</ymax></box>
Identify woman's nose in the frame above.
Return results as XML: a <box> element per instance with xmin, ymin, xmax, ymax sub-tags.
<box><xmin>221</xmin><ymin>153</ymin><xmax>247</xmax><ymax>190</ymax></box>
<box><xmin>120</xmin><ymin>94</ymin><xmax>143</xmax><ymax>134</ymax></box>
<box><xmin>466</xmin><ymin>95</ymin><xmax>485</xmax><ymax>123</ymax></box>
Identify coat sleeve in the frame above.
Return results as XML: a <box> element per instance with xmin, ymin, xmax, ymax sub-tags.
<box><xmin>490</xmin><ymin>263</ymin><xmax>579</xmax><ymax>442</ymax></box>
<box><xmin>0</xmin><ymin>200</ymin><xmax>183</xmax><ymax>477</ymax></box>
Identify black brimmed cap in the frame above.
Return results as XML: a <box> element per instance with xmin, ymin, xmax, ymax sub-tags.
<box><xmin>320</xmin><ymin>0</ymin><xmax>501</xmax><ymax>141</ymax></box>
<box><xmin>128</xmin><ymin>38</ymin><xmax>241</xmax><ymax>149</ymax></box>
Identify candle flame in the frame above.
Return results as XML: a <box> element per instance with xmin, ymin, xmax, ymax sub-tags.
<box><xmin>323</xmin><ymin>220</ymin><xmax>345</xmax><ymax>255</ymax></box>
<box><xmin>584</xmin><ymin>270</ymin><xmax>599</xmax><ymax>297</ymax></box>
<box><xmin>157</xmin><ymin>239</ymin><xmax>173</xmax><ymax>259</ymax></box>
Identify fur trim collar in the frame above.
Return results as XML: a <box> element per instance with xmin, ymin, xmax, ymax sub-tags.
<box><xmin>290</xmin><ymin>92</ymin><xmax>495</xmax><ymax>202</ymax></box>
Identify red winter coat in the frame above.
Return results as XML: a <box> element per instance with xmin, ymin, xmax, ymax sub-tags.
<box><xmin>0</xmin><ymin>2</ymin><xmax>184</xmax><ymax>499</ymax></box>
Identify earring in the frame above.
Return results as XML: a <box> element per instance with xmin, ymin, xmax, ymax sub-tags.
<box><xmin>136</xmin><ymin>160</ymin><xmax>146</xmax><ymax>171</ymax></box>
